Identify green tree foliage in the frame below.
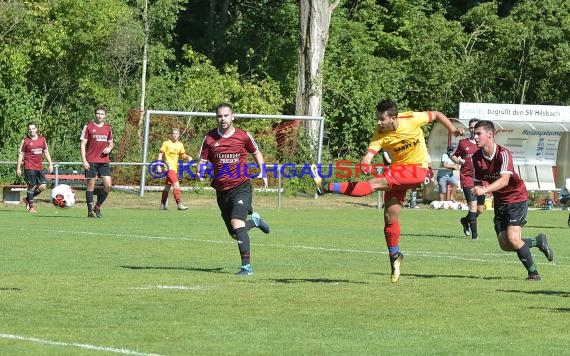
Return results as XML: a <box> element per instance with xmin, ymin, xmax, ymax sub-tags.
<box><xmin>0</xmin><ymin>0</ymin><xmax>143</xmax><ymax>166</ymax></box>
<box><xmin>2</xmin><ymin>0</ymin><xmax>570</xmax><ymax>185</ymax></box>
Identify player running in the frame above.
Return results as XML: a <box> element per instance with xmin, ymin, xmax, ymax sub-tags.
<box><xmin>471</xmin><ymin>120</ymin><xmax>553</xmax><ymax>280</ymax></box>
<box><xmin>450</xmin><ymin>118</ymin><xmax>486</xmax><ymax>240</ymax></box>
<box><xmin>198</xmin><ymin>103</ymin><xmax>271</xmax><ymax>276</ymax></box>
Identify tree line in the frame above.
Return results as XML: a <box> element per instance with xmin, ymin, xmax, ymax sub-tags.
<box><xmin>1</xmin><ymin>0</ymin><xmax>569</xmax><ymax>182</ymax></box>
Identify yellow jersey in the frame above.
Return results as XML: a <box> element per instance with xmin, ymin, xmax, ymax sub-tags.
<box><xmin>367</xmin><ymin>111</ymin><xmax>433</xmax><ymax>168</ymax></box>
<box><xmin>160</xmin><ymin>140</ymin><xmax>187</xmax><ymax>172</ymax></box>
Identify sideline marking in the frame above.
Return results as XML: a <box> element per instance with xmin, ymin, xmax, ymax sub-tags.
<box><xmin>130</xmin><ymin>285</ymin><xmax>214</xmax><ymax>290</ymax></box>
<box><xmin>0</xmin><ymin>333</ymin><xmax>162</xmax><ymax>355</ymax></box>
<box><xmin>8</xmin><ymin>227</ymin><xmax>567</xmax><ymax>267</ymax></box>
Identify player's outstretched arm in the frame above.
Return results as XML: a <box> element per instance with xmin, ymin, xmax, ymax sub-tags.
<box><xmin>431</xmin><ymin>111</ymin><xmax>464</xmax><ymax>137</ymax></box>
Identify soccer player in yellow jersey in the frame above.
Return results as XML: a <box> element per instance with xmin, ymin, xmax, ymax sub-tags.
<box><xmin>157</xmin><ymin>128</ymin><xmax>192</xmax><ymax>210</ymax></box>
<box><xmin>312</xmin><ymin>99</ymin><xmax>464</xmax><ymax>283</ymax></box>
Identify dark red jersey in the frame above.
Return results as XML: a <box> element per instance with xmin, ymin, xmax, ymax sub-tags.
<box><xmin>199</xmin><ymin>128</ymin><xmax>259</xmax><ymax>192</ymax></box>
<box><xmin>453</xmin><ymin>138</ymin><xmax>478</xmax><ymax>187</ymax></box>
<box><xmin>19</xmin><ymin>135</ymin><xmax>48</xmax><ymax>170</ymax></box>
<box><xmin>80</xmin><ymin>122</ymin><xmax>113</xmax><ymax>163</ymax></box>
<box><xmin>472</xmin><ymin>144</ymin><xmax>527</xmax><ymax>204</ymax></box>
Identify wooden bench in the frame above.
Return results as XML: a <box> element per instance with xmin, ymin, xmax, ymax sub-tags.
<box><xmin>46</xmin><ymin>172</ymin><xmax>103</xmax><ymax>190</ymax></box>
<box><xmin>1</xmin><ymin>171</ymin><xmax>107</xmax><ymax>205</ymax></box>
<box><xmin>1</xmin><ymin>184</ymin><xmax>28</xmax><ymax>204</ymax></box>
<box><xmin>46</xmin><ymin>172</ymin><xmax>85</xmax><ymax>187</ymax></box>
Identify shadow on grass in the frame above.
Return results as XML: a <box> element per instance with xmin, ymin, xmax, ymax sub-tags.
<box><xmin>269</xmin><ymin>278</ymin><xmax>368</xmax><ymax>284</ymax></box>
<box><xmin>119</xmin><ymin>265</ymin><xmax>227</xmax><ymax>274</ymax></box>
<box><xmin>0</xmin><ymin>287</ymin><xmax>22</xmax><ymax>291</ymax></box>
<box><xmin>33</xmin><ymin>215</ymin><xmax>88</xmax><ymax>219</ymax></box>
<box><xmin>529</xmin><ymin>307</ymin><xmax>570</xmax><ymax>313</ymax></box>
<box><xmin>497</xmin><ymin>289</ymin><xmax>570</xmax><ymax>298</ymax></box>
<box><xmin>382</xmin><ymin>272</ymin><xmax>512</xmax><ymax>281</ymax></box>
<box><xmin>523</xmin><ymin>225</ymin><xmax>567</xmax><ymax>230</ymax></box>
<box><xmin>344</xmin><ymin>202</ymin><xmax>380</xmax><ymax>209</ymax></box>
<box><xmin>401</xmin><ymin>232</ymin><xmax>468</xmax><ymax>240</ymax></box>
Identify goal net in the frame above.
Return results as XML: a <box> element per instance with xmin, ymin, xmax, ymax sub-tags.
<box><xmin>116</xmin><ymin>110</ymin><xmax>324</xmax><ymax>203</ymax></box>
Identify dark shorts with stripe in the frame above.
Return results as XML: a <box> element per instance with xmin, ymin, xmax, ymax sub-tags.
<box><xmin>85</xmin><ymin>163</ymin><xmax>112</xmax><ymax>179</ymax></box>
<box><xmin>462</xmin><ymin>186</ymin><xmax>486</xmax><ymax>205</ymax></box>
<box><xmin>493</xmin><ymin>200</ymin><xmax>527</xmax><ymax>234</ymax></box>
<box><xmin>216</xmin><ymin>181</ymin><xmax>253</xmax><ymax>235</ymax></box>
<box><xmin>24</xmin><ymin>169</ymin><xmax>47</xmax><ymax>188</ymax></box>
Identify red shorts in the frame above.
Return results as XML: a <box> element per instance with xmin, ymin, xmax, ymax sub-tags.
<box><xmin>383</xmin><ymin>164</ymin><xmax>429</xmax><ymax>203</ymax></box>
<box><xmin>164</xmin><ymin>170</ymin><xmax>179</xmax><ymax>185</ymax></box>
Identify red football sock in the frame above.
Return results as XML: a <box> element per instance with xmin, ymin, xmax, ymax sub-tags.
<box><xmin>328</xmin><ymin>181</ymin><xmax>373</xmax><ymax>197</ymax></box>
<box><xmin>384</xmin><ymin>221</ymin><xmax>401</xmax><ymax>255</ymax></box>
<box><xmin>173</xmin><ymin>188</ymin><xmax>181</xmax><ymax>204</ymax></box>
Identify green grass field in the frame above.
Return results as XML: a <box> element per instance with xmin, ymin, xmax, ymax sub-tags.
<box><xmin>1</xmin><ymin>191</ymin><xmax>569</xmax><ymax>355</ymax></box>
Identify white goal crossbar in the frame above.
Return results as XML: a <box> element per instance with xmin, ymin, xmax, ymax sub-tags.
<box><xmin>140</xmin><ymin>110</ymin><xmax>325</xmax><ymax>207</ymax></box>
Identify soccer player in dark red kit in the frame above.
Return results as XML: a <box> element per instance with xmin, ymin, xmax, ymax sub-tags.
<box><xmin>450</xmin><ymin>118</ymin><xmax>485</xmax><ymax>240</ymax></box>
<box><xmin>16</xmin><ymin>122</ymin><xmax>54</xmax><ymax>213</ymax></box>
<box><xmin>471</xmin><ymin>120</ymin><xmax>553</xmax><ymax>280</ymax></box>
<box><xmin>80</xmin><ymin>105</ymin><xmax>114</xmax><ymax>218</ymax></box>
<box><xmin>198</xmin><ymin>103</ymin><xmax>270</xmax><ymax>276</ymax></box>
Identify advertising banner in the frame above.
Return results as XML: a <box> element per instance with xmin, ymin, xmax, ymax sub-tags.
<box><xmin>458</xmin><ymin>103</ymin><xmax>570</xmax><ymax>165</ymax></box>
<box><xmin>459</xmin><ymin>102</ymin><xmax>570</xmax><ymax>123</ymax></box>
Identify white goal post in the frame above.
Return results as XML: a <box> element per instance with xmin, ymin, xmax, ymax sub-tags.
<box><xmin>139</xmin><ymin>110</ymin><xmax>325</xmax><ymax>205</ymax></box>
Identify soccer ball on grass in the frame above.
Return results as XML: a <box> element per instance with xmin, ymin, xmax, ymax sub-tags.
<box><xmin>51</xmin><ymin>184</ymin><xmax>76</xmax><ymax>208</ymax></box>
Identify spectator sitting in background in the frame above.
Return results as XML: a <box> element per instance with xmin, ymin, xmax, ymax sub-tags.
<box><xmin>559</xmin><ymin>177</ymin><xmax>570</xmax><ymax>227</ymax></box>
<box><xmin>437</xmin><ymin>145</ymin><xmax>461</xmax><ymax>202</ymax></box>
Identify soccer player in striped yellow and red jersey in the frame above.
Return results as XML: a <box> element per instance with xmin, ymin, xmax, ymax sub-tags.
<box><xmin>80</xmin><ymin>105</ymin><xmax>113</xmax><ymax>218</ymax></box>
<box><xmin>16</xmin><ymin>122</ymin><xmax>54</xmax><ymax>213</ymax></box>
<box><xmin>450</xmin><ymin>118</ymin><xmax>485</xmax><ymax>240</ymax></box>
<box><xmin>471</xmin><ymin>120</ymin><xmax>553</xmax><ymax>281</ymax></box>
<box><xmin>312</xmin><ymin>99</ymin><xmax>464</xmax><ymax>283</ymax></box>
<box><xmin>157</xmin><ymin>128</ymin><xmax>192</xmax><ymax>210</ymax></box>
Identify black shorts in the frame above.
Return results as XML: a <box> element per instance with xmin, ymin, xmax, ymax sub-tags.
<box><xmin>24</xmin><ymin>169</ymin><xmax>47</xmax><ymax>188</ymax></box>
<box><xmin>85</xmin><ymin>163</ymin><xmax>112</xmax><ymax>179</ymax></box>
<box><xmin>493</xmin><ymin>200</ymin><xmax>528</xmax><ymax>234</ymax></box>
<box><xmin>216</xmin><ymin>181</ymin><xmax>253</xmax><ymax>235</ymax></box>
<box><xmin>462</xmin><ymin>186</ymin><xmax>486</xmax><ymax>205</ymax></box>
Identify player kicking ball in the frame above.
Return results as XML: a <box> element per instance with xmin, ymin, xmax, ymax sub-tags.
<box><xmin>311</xmin><ymin>99</ymin><xmax>463</xmax><ymax>283</ymax></box>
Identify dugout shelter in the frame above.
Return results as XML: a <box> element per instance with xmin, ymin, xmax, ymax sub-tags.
<box><xmin>427</xmin><ymin>102</ymin><xmax>570</xmax><ymax>201</ymax></box>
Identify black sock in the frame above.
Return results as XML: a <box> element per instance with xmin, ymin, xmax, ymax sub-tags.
<box><xmin>234</xmin><ymin>227</ymin><xmax>251</xmax><ymax>266</ymax></box>
<box><xmin>86</xmin><ymin>191</ymin><xmax>94</xmax><ymax>212</ymax></box>
<box><xmin>468</xmin><ymin>211</ymin><xmax>478</xmax><ymax>238</ymax></box>
<box><xmin>26</xmin><ymin>190</ymin><xmax>34</xmax><ymax>207</ymax></box>
<box><xmin>245</xmin><ymin>220</ymin><xmax>256</xmax><ymax>230</ymax></box>
<box><xmin>523</xmin><ymin>238</ymin><xmax>538</xmax><ymax>248</ymax></box>
<box><xmin>96</xmin><ymin>190</ymin><xmax>109</xmax><ymax>206</ymax></box>
<box><xmin>516</xmin><ymin>241</ymin><xmax>538</xmax><ymax>275</ymax></box>
<box><xmin>33</xmin><ymin>187</ymin><xmax>42</xmax><ymax>197</ymax></box>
